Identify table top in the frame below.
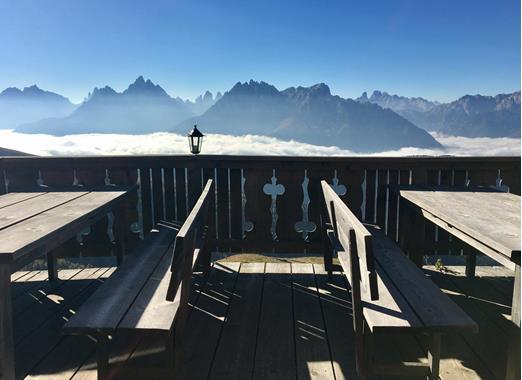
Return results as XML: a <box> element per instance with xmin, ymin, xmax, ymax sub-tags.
<box><xmin>0</xmin><ymin>190</ymin><xmax>129</xmax><ymax>263</ymax></box>
<box><xmin>400</xmin><ymin>187</ymin><xmax>521</xmax><ymax>261</ymax></box>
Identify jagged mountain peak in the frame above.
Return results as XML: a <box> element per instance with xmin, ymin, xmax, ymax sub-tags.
<box><xmin>228</xmin><ymin>80</ymin><xmax>281</xmax><ymax>97</ymax></box>
<box><xmin>123</xmin><ymin>76</ymin><xmax>169</xmax><ymax>97</ymax></box>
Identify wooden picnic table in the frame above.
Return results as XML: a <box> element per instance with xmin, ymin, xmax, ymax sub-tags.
<box><xmin>399</xmin><ymin>186</ymin><xmax>521</xmax><ymax>380</ymax></box>
<box><xmin>0</xmin><ymin>189</ymin><xmax>133</xmax><ymax>380</ymax></box>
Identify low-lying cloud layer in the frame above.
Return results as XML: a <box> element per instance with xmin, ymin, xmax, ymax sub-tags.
<box><xmin>0</xmin><ymin>130</ymin><xmax>520</xmax><ymax>156</ymax></box>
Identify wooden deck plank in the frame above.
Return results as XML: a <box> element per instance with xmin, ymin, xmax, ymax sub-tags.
<box><xmin>14</xmin><ymin>268</ymin><xmax>104</xmax><ymax>345</ymax></box>
<box><xmin>0</xmin><ymin>192</ymin><xmax>89</xmax><ymax>231</ymax></box>
<box><xmin>14</xmin><ymin>267</ymin><xmax>114</xmax><ymax>380</ymax></box>
<box><xmin>13</xmin><ymin>269</ymin><xmax>83</xmax><ymax>316</ymax></box>
<box><xmin>0</xmin><ymin>193</ymin><xmax>46</xmax><ymax>210</ymax></box>
<box><xmin>252</xmin><ymin>262</ymin><xmax>295</xmax><ymax>380</ymax></box>
<box><xmin>11</xmin><ymin>271</ymin><xmax>48</xmax><ymax>299</ymax></box>
<box><xmin>183</xmin><ymin>262</ymin><xmax>240</xmax><ymax>380</ymax></box>
<box><xmin>292</xmin><ymin>263</ymin><xmax>335</xmax><ymax>380</ymax></box>
<box><xmin>425</xmin><ymin>268</ymin><xmax>508</xmax><ymax>379</ymax></box>
<box><xmin>313</xmin><ymin>264</ymin><xmax>357</xmax><ymax>380</ymax></box>
<box><xmin>209</xmin><ymin>262</ymin><xmax>265</xmax><ymax>380</ymax></box>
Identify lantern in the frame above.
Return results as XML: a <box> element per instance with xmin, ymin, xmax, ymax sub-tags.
<box><xmin>187</xmin><ymin>125</ymin><xmax>204</xmax><ymax>154</ymax></box>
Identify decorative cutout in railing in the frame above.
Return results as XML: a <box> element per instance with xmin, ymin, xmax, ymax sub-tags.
<box><xmin>330</xmin><ymin>169</ymin><xmax>347</xmax><ymax>196</ymax></box>
<box><xmin>294</xmin><ymin>170</ymin><xmax>316</xmax><ymax>241</ymax></box>
<box><xmin>263</xmin><ymin>169</ymin><xmax>285</xmax><ymax>240</ymax></box>
<box><xmin>241</xmin><ymin>170</ymin><xmax>254</xmax><ymax>237</ymax></box>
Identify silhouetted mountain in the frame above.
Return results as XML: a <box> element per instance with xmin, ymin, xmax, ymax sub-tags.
<box><xmin>176</xmin><ymin>80</ymin><xmax>441</xmax><ymax>152</ymax></box>
<box><xmin>0</xmin><ymin>146</ymin><xmax>31</xmax><ymax>156</ymax></box>
<box><xmin>184</xmin><ymin>91</ymin><xmax>222</xmax><ymax>115</ymax></box>
<box><xmin>0</xmin><ymin>85</ymin><xmax>76</xmax><ymax>129</ymax></box>
<box><xmin>16</xmin><ymin>77</ymin><xmax>194</xmax><ymax>135</ymax></box>
<box><xmin>358</xmin><ymin>90</ymin><xmax>521</xmax><ymax>137</ymax></box>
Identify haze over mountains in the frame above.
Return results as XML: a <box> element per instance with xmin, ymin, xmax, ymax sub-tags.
<box><xmin>357</xmin><ymin>90</ymin><xmax>521</xmax><ymax>138</ymax></box>
<box><xmin>0</xmin><ymin>85</ymin><xmax>77</xmax><ymax>130</ymax></box>
<box><xmin>4</xmin><ymin>76</ymin><xmax>520</xmax><ymax>153</ymax></box>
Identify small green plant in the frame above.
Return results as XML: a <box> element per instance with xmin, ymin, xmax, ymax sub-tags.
<box><xmin>434</xmin><ymin>258</ymin><xmax>448</xmax><ymax>273</ymax></box>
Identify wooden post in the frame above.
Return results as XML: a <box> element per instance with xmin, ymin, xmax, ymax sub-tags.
<box><xmin>465</xmin><ymin>245</ymin><xmax>477</xmax><ymax>278</ymax></box>
<box><xmin>320</xmin><ymin>213</ymin><xmax>333</xmax><ymax>274</ymax></box>
<box><xmin>96</xmin><ymin>335</ymin><xmax>110</xmax><ymax>380</ymax></box>
<box><xmin>427</xmin><ymin>333</ymin><xmax>441</xmax><ymax>380</ymax></box>
<box><xmin>46</xmin><ymin>250</ymin><xmax>58</xmax><ymax>282</ymax></box>
<box><xmin>0</xmin><ymin>265</ymin><xmax>15</xmax><ymax>380</ymax></box>
<box><xmin>512</xmin><ymin>265</ymin><xmax>521</xmax><ymax>327</ymax></box>
<box><xmin>113</xmin><ymin>203</ymin><xmax>128</xmax><ymax>266</ymax></box>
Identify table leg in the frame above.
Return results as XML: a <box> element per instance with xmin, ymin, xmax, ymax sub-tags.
<box><xmin>505</xmin><ymin>265</ymin><xmax>520</xmax><ymax>380</ymax></box>
<box><xmin>0</xmin><ymin>265</ymin><xmax>15</xmax><ymax>380</ymax></box>
<box><xmin>512</xmin><ymin>265</ymin><xmax>520</xmax><ymax>327</ymax></box>
<box><xmin>113</xmin><ymin>204</ymin><xmax>128</xmax><ymax>266</ymax></box>
<box><xmin>46</xmin><ymin>250</ymin><xmax>58</xmax><ymax>281</ymax></box>
<box><xmin>465</xmin><ymin>246</ymin><xmax>477</xmax><ymax>278</ymax></box>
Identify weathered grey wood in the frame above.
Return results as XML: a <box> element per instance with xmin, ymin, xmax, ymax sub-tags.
<box><xmin>322</xmin><ymin>180</ymin><xmax>379</xmax><ymax>300</ymax></box>
<box><xmin>14</xmin><ymin>267</ymin><xmax>114</xmax><ymax>380</ymax></box>
<box><xmin>0</xmin><ymin>193</ymin><xmax>45</xmax><ymax>210</ymax></box>
<box><xmin>0</xmin><ymin>192</ymin><xmax>88</xmax><ymax>231</ymax></box>
<box><xmin>368</xmin><ymin>224</ymin><xmax>478</xmax><ymax>333</ymax></box>
<box><xmin>118</xmin><ymin>237</ymin><xmax>181</xmax><ymax>331</ymax></box>
<box><xmin>512</xmin><ymin>265</ymin><xmax>520</xmax><ymax>327</ymax></box>
<box><xmin>46</xmin><ymin>250</ymin><xmax>58</xmax><ymax>282</ymax></box>
<box><xmin>209</xmin><ymin>262</ymin><xmax>265</xmax><ymax>380</ymax></box>
<box><xmin>427</xmin><ymin>333</ymin><xmax>441</xmax><ymax>380</ymax></box>
<box><xmin>0</xmin><ymin>265</ymin><xmax>15</xmax><ymax>380</ymax></box>
<box><xmin>418</xmin><ymin>206</ymin><xmax>517</xmax><ymax>270</ymax></box>
<box><xmin>0</xmin><ymin>191</ymin><xmax>128</xmax><ymax>264</ymax></box>
<box><xmin>64</xmin><ymin>228</ymin><xmax>176</xmax><ymax>334</ymax></box>
<box><xmin>183</xmin><ymin>262</ymin><xmax>240</xmax><ymax>380</ymax></box>
<box><xmin>400</xmin><ymin>188</ymin><xmax>521</xmax><ymax>260</ymax></box>
<box><xmin>253</xmin><ymin>263</ymin><xmax>295</xmax><ymax>380</ymax></box>
<box><xmin>313</xmin><ymin>264</ymin><xmax>358</xmax><ymax>380</ymax></box>
<box><xmin>292</xmin><ymin>263</ymin><xmax>336</xmax><ymax>380</ymax></box>
<box><xmin>166</xmin><ymin>180</ymin><xmax>213</xmax><ymax>301</ymax></box>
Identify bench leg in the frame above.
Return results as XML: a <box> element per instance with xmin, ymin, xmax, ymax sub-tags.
<box><xmin>320</xmin><ymin>214</ymin><xmax>333</xmax><ymax>276</ymax></box>
<box><xmin>427</xmin><ymin>333</ymin><xmax>441</xmax><ymax>380</ymax></box>
<box><xmin>47</xmin><ymin>250</ymin><xmax>58</xmax><ymax>282</ymax></box>
<box><xmin>0</xmin><ymin>265</ymin><xmax>15</xmax><ymax>380</ymax></box>
<box><xmin>96</xmin><ymin>335</ymin><xmax>110</xmax><ymax>380</ymax></box>
<box><xmin>114</xmin><ymin>206</ymin><xmax>128</xmax><ymax>266</ymax></box>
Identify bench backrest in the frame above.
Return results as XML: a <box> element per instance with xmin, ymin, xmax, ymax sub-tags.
<box><xmin>166</xmin><ymin>179</ymin><xmax>213</xmax><ymax>301</ymax></box>
<box><xmin>321</xmin><ymin>180</ymin><xmax>379</xmax><ymax>300</ymax></box>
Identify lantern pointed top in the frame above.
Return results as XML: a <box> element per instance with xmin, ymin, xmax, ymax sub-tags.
<box><xmin>188</xmin><ymin>125</ymin><xmax>204</xmax><ymax>137</ymax></box>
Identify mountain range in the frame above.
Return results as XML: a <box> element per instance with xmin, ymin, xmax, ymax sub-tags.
<box><xmin>3</xmin><ymin>77</ymin><xmax>520</xmax><ymax>152</ymax></box>
<box><xmin>357</xmin><ymin>90</ymin><xmax>521</xmax><ymax>138</ymax></box>
<box><xmin>0</xmin><ymin>85</ymin><xmax>77</xmax><ymax>130</ymax></box>
<box><xmin>177</xmin><ymin>81</ymin><xmax>440</xmax><ymax>151</ymax></box>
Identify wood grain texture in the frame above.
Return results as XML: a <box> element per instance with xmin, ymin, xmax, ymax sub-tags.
<box><xmin>400</xmin><ymin>188</ymin><xmax>521</xmax><ymax>260</ymax></box>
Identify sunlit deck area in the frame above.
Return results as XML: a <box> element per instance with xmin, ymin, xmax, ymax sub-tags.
<box><xmin>1</xmin><ymin>155</ymin><xmax>520</xmax><ymax>380</ymax></box>
<box><xmin>10</xmin><ymin>259</ymin><xmax>516</xmax><ymax>380</ymax></box>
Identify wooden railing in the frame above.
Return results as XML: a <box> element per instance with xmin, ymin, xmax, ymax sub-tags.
<box><xmin>0</xmin><ymin>155</ymin><xmax>520</xmax><ymax>257</ymax></box>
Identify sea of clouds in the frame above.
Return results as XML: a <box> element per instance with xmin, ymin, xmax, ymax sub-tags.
<box><xmin>0</xmin><ymin>129</ymin><xmax>520</xmax><ymax>156</ymax></box>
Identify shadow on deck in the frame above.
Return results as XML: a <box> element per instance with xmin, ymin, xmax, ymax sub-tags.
<box><xmin>12</xmin><ymin>260</ymin><xmax>516</xmax><ymax>380</ymax></box>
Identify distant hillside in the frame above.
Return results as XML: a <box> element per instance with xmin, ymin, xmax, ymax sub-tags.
<box><xmin>16</xmin><ymin>77</ymin><xmax>195</xmax><ymax>135</ymax></box>
<box><xmin>0</xmin><ymin>147</ymin><xmax>31</xmax><ymax>156</ymax></box>
<box><xmin>183</xmin><ymin>91</ymin><xmax>222</xmax><ymax>115</ymax></box>
<box><xmin>0</xmin><ymin>85</ymin><xmax>76</xmax><ymax>130</ymax></box>
<box><xmin>175</xmin><ymin>81</ymin><xmax>441</xmax><ymax>152</ymax></box>
<box><xmin>358</xmin><ymin>90</ymin><xmax>521</xmax><ymax>138</ymax></box>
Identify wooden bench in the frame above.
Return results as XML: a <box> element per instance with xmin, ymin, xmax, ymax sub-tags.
<box><xmin>64</xmin><ymin>180</ymin><xmax>214</xmax><ymax>380</ymax></box>
<box><xmin>320</xmin><ymin>181</ymin><xmax>478</xmax><ymax>380</ymax></box>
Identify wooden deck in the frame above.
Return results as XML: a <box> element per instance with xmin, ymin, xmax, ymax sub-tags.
<box><xmin>11</xmin><ymin>260</ymin><xmax>516</xmax><ymax>380</ymax></box>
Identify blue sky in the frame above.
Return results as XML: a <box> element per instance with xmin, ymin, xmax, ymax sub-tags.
<box><xmin>0</xmin><ymin>0</ymin><xmax>520</xmax><ymax>103</ymax></box>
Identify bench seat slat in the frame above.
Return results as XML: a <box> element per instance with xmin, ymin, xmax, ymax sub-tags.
<box><xmin>367</xmin><ymin>224</ymin><xmax>478</xmax><ymax>333</ymax></box>
<box><xmin>64</xmin><ymin>228</ymin><xmax>177</xmax><ymax>334</ymax></box>
<box><xmin>118</xmin><ymin>239</ymin><xmax>181</xmax><ymax>332</ymax></box>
